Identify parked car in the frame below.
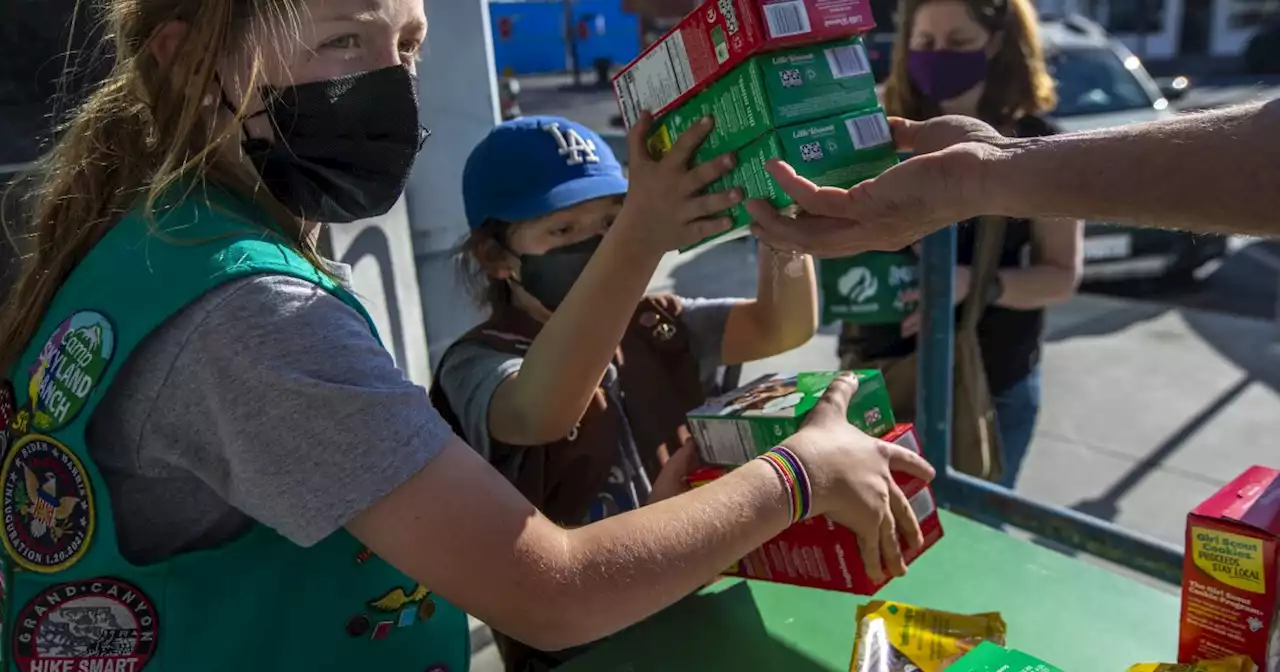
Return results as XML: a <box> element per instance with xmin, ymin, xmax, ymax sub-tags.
<box><xmin>1039</xmin><ymin>15</ymin><xmax>1226</xmax><ymax>284</ymax></box>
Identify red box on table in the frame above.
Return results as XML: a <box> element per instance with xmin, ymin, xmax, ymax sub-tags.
<box><xmin>612</xmin><ymin>0</ymin><xmax>876</xmax><ymax>128</ymax></box>
<box><xmin>686</xmin><ymin>423</ymin><xmax>943</xmax><ymax>594</ymax></box>
<box><xmin>1180</xmin><ymin>466</ymin><xmax>1280</xmax><ymax>672</ymax></box>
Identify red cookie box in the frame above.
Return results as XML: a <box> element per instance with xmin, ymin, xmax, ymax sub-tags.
<box><xmin>1180</xmin><ymin>466</ymin><xmax>1280</xmax><ymax>672</ymax></box>
<box><xmin>686</xmin><ymin>423</ymin><xmax>943</xmax><ymax>594</ymax></box>
<box><xmin>612</xmin><ymin>0</ymin><xmax>875</xmax><ymax>128</ymax></box>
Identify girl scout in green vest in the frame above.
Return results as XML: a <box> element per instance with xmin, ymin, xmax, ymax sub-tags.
<box><xmin>0</xmin><ymin>0</ymin><xmax>935</xmax><ymax>669</ymax></box>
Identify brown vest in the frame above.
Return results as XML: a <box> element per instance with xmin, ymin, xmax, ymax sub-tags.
<box><xmin>428</xmin><ymin>296</ymin><xmax>707</xmax><ymax>672</ymax></box>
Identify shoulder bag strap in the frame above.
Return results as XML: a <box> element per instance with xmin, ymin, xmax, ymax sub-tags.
<box><xmin>960</xmin><ymin>215</ymin><xmax>1007</xmax><ymax>333</ymax></box>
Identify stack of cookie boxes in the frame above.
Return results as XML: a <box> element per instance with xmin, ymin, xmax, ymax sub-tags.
<box><xmin>612</xmin><ymin>0</ymin><xmax>898</xmax><ymax>249</ymax></box>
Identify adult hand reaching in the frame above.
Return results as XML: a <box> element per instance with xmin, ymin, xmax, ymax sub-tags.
<box><xmin>746</xmin><ymin>115</ymin><xmax>1013</xmax><ymax>258</ymax></box>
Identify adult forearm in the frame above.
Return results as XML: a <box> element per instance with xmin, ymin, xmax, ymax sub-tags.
<box><xmin>989</xmin><ymin>101</ymin><xmax>1280</xmax><ymax>236</ymax></box>
<box><xmin>507</xmin><ymin>224</ymin><xmax>663</xmax><ymax>442</ymax></box>
<box><xmin>535</xmin><ymin>459</ymin><xmax>790</xmax><ymax>649</ymax></box>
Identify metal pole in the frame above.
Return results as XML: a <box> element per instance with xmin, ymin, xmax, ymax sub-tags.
<box><xmin>565</xmin><ymin>0</ymin><xmax>582</xmax><ymax>87</ymax></box>
<box><xmin>916</xmin><ymin>225</ymin><xmax>956</xmax><ymax>497</ymax></box>
<box><xmin>407</xmin><ymin>0</ymin><xmax>501</xmax><ymax>372</ymax></box>
<box><xmin>943</xmin><ymin>471</ymin><xmax>1184</xmax><ymax>584</ymax></box>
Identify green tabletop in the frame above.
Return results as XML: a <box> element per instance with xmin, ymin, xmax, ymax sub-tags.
<box><xmin>559</xmin><ymin>511</ymin><xmax>1180</xmax><ymax>671</ymax></box>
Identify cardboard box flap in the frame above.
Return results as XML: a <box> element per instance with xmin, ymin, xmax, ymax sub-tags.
<box><xmin>1192</xmin><ymin>465</ymin><xmax>1280</xmax><ymax>536</ymax></box>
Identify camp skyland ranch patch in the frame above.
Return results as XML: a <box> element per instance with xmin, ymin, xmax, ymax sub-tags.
<box><xmin>27</xmin><ymin>311</ymin><xmax>115</xmax><ymax>434</ymax></box>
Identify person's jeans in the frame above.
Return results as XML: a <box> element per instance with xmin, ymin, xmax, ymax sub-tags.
<box><xmin>992</xmin><ymin>367</ymin><xmax>1042</xmax><ymax>490</ymax></box>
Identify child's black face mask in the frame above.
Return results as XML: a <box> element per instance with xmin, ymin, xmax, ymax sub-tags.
<box><xmin>221</xmin><ymin>65</ymin><xmax>429</xmax><ymax>224</ymax></box>
<box><xmin>512</xmin><ymin>235</ymin><xmax>603</xmax><ymax>310</ymax></box>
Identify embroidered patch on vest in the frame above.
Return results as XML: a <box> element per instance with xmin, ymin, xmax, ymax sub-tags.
<box><xmin>349</xmin><ymin>584</ymin><xmax>437</xmax><ymax>639</ymax></box>
<box><xmin>345</xmin><ymin>615</ymin><xmax>371</xmax><ymax>638</ymax></box>
<box><xmin>27</xmin><ymin>311</ymin><xmax>116</xmax><ymax>434</ymax></box>
<box><xmin>0</xmin><ymin>381</ymin><xmax>15</xmax><ymax>455</ymax></box>
<box><xmin>12</xmin><ymin>577</ymin><xmax>158</xmax><ymax>672</ymax></box>
<box><xmin>1</xmin><ymin>435</ymin><xmax>95</xmax><ymax>573</ymax></box>
<box><xmin>368</xmin><ymin>583</ymin><xmax>434</xmax><ymax>622</ymax></box>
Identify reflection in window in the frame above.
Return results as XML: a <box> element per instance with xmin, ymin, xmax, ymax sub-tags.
<box><xmin>1047</xmin><ymin>48</ymin><xmax>1156</xmax><ymax>117</ymax></box>
<box><xmin>1228</xmin><ymin>0</ymin><xmax>1280</xmax><ymax>29</ymax></box>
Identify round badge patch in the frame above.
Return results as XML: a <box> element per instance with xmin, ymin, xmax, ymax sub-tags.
<box><xmin>27</xmin><ymin>311</ymin><xmax>115</xmax><ymax>433</ymax></box>
<box><xmin>12</xmin><ymin>578</ymin><xmax>157</xmax><ymax>672</ymax></box>
<box><xmin>1</xmin><ymin>435</ymin><xmax>94</xmax><ymax>573</ymax></box>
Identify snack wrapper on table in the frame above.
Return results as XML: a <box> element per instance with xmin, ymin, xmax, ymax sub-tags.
<box><xmin>946</xmin><ymin>641</ymin><xmax>1063</xmax><ymax>671</ymax></box>
<box><xmin>1128</xmin><ymin>656</ymin><xmax>1259</xmax><ymax>672</ymax></box>
<box><xmin>849</xmin><ymin>601</ymin><xmax>1006</xmax><ymax>672</ymax></box>
<box><xmin>686</xmin><ymin>423</ymin><xmax>943</xmax><ymax>594</ymax></box>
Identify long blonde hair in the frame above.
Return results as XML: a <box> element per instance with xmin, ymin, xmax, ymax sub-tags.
<box><xmin>0</xmin><ymin>0</ymin><xmax>321</xmax><ymax>372</ymax></box>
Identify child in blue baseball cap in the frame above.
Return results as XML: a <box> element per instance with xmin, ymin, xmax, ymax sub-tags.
<box><xmin>428</xmin><ymin>114</ymin><xmax>818</xmax><ymax>670</ymax></box>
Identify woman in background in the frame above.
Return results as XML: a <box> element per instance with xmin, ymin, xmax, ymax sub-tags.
<box><xmin>838</xmin><ymin>0</ymin><xmax>1084</xmax><ymax>489</ymax></box>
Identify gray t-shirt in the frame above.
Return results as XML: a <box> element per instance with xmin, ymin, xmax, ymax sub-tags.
<box><xmin>86</xmin><ymin>263</ymin><xmax>455</xmax><ymax>565</ymax></box>
<box><xmin>436</xmin><ymin>297</ymin><xmax>744</xmax><ymax>523</ymax></box>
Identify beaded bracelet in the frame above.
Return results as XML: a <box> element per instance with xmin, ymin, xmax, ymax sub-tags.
<box><xmin>757</xmin><ymin>446</ymin><xmax>813</xmax><ymax>524</ymax></box>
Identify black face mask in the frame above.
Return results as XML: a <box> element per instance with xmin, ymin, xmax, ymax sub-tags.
<box><xmin>513</xmin><ymin>236</ymin><xmax>602</xmax><ymax>310</ymax></box>
<box><xmin>226</xmin><ymin>65</ymin><xmax>429</xmax><ymax>223</ymax></box>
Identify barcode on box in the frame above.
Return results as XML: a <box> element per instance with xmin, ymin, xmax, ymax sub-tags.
<box><xmin>825</xmin><ymin>43</ymin><xmax>871</xmax><ymax>79</ymax></box>
<box><xmin>763</xmin><ymin>1</ymin><xmax>812</xmax><ymax>38</ymax></box>
<box><xmin>845</xmin><ymin>112</ymin><xmax>892</xmax><ymax>150</ymax></box>
<box><xmin>780</xmin><ymin>68</ymin><xmax>804</xmax><ymax>88</ymax></box>
<box><xmin>909</xmin><ymin>488</ymin><xmax>936</xmax><ymax>522</ymax></box>
<box><xmin>799</xmin><ymin>141</ymin><xmax>824</xmax><ymax>162</ymax></box>
<box><xmin>690</xmin><ymin>418</ymin><xmax>758</xmax><ymax>465</ymax></box>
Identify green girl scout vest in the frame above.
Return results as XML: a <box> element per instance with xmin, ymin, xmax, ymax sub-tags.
<box><xmin>0</xmin><ymin>185</ymin><xmax>469</xmax><ymax>671</ymax></box>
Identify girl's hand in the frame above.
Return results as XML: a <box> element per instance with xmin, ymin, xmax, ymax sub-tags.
<box><xmin>614</xmin><ymin>112</ymin><xmax>742</xmax><ymax>254</ymax></box>
<box><xmin>780</xmin><ymin>374</ymin><xmax>936</xmax><ymax>582</ymax></box>
<box><xmin>648</xmin><ymin>438</ymin><xmax>703</xmax><ymax>504</ymax></box>
<box><xmin>899</xmin><ymin>265</ymin><xmax>971</xmax><ymax>337</ymax></box>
